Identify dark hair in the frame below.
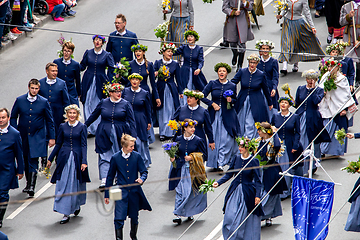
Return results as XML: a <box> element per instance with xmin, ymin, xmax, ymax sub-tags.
<box><xmin>62</xmin><ymin>41</ymin><xmax>75</xmax><ymax>52</ymax></box>
<box><xmin>0</xmin><ymin>108</ymin><xmax>10</xmax><ymax>117</ymax></box>
<box><xmin>116</xmin><ymin>14</ymin><xmax>126</xmax><ymax>23</ymax></box>
<box><xmin>46</xmin><ymin>62</ymin><xmax>58</xmax><ymax>70</ymax></box>
<box><xmin>28</xmin><ymin>79</ymin><xmax>40</xmax><ymax>87</ymax></box>
<box><xmin>181</xmin><ymin>118</ymin><xmax>196</xmax><ymax>134</ymax></box>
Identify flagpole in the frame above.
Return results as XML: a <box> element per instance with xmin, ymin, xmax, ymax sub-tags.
<box><xmin>309</xmin><ymin>142</ymin><xmax>314</xmax><ymax>178</ymax></box>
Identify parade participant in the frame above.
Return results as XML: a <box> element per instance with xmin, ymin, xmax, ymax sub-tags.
<box><xmin>54</xmin><ymin>41</ymin><xmax>81</xmax><ymax>106</ymax></box>
<box><xmin>85</xmin><ymin>83</ymin><xmax>136</xmax><ymax>188</ymax></box>
<box><xmin>163</xmin><ymin>0</ymin><xmax>194</xmax><ymax>62</ymax></box>
<box><xmin>202</xmin><ymin>63</ymin><xmax>240</xmax><ymax>171</ymax></box>
<box><xmin>47</xmin><ymin>105</ymin><xmax>90</xmax><ymax>224</ymax></box>
<box><xmin>294</xmin><ymin>70</ymin><xmax>330</xmax><ymax>174</ymax></box>
<box><xmin>106</xmin><ymin>14</ymin><xmax>139</xmax><ymax>63</ymax></box>
<box><xmin>222</xmin><ymin>0</ymin><xmax>254</xmax><ymax>71</ymax></box>
<box><xmin>231</xmin><ymin>54</ymin><xmax>272</xmax><ymax>139</ymax></box>
<box><xmin>213</xmin><ymin>137</ymin><xmax>263</xmax><ymax>240</ymax></box>
<box><xmin>171</xmin><ymin>119</ymin><xmax>207</xmax><ymax>224</ymax></box>
<box><xmin>324</xmin><ymin>0</ymin><xmax>345</xmax><ymax>44</ymax></box>
<box><xmin>271</xmin><ymin>97</ymin><xmax>303</xmax><ymax>199</ymax></box>
<box><xmin>319</xmin><ymin>59</ymin><xmax>355</xmax><ymax>156</ymax></box>
<box><xmin>105</xmin><ymin>134</ymin><xmax>151</xmax><ymax>240</ymax></box>
<box><xmin>154</xmin><ymin>43</ymin><xmax>182</xmax><ymax>141</ymax></box>
<box><xmin>256</xmin><ymin>122</ymin><xmax>287</xmax><ymax>226</ymax></box>
<box><xmin>0</xmin><ymin>108</ymin><xmax>24</xmax><ymax>228</ymax></box>
<box><xmin>122</xmin><ymin>73</ymin><xmax>152</xmax><ymax>168</ymax></box>
<box><xmin>80</xmin><ymin>35</ymin><xmax>115</xmax><ymax>135</ymax></box>
<box><xmin>277</xmin><ymin>0</ymin><xmax>324</xmax><ymax>75</ymax></box>
<box><xmin>10</xmin><ymin>79</ymin><xmax>55</xmax><ymax>197</ymax></box>
<box><xmin>256</xmin><ymin>40</ymin><xmax>280</xmax><ymax>117</ymax></box>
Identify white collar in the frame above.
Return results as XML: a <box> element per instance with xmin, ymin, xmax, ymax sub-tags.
<box><xmin>136</xmin><ymin>59</ymin><xmax>145</xmax><ymax>66</ymax></box>
<box><xmin>27</xmin><ymin>93</ymin><xmax>37</xmax><ymax>102</ymax></box>
<box><xmin>94</xmin><ymin>48</ymin><xmax>103</xmax><ymax>55</ymax></box>
<box><xmin>354</xmin><ymin>2</ymin><xmax>360</xmax><ymax>10</ymax></box>
<box><xmin>68</xmin><ymin>120</ymin><xmax>79</xmax><ymax>127</ymax></box>
<box><xmin>162</xmin><ymin>59</ymin><xmax>173</xmax><ymax>65</ymax></box>
<box><xmin>46</xmin><ymin>77</ymin><xmax>57</xmax><ymax>85</ymax></box>
<box><xmin>62</xmin><ymin>58</ymin><xmax>71</xmax><ymax>65</ymax></box>
<box><xmin>219</xmin><ymin>80</ymin><xmax>228</xmax><ymax>85</ymax></box>
<box><xmin>188</xmin><ymin>45</ymin><xmax>196</xmax><ymax>49</ymax></box>
<box><xmin>117</xmin><ymin>30</ymin><xmax>127</xmax><ymax>36</ymax></box>
<box><xmin>0</xmin><ymin>123</ymin><xmax>9</xmax><ymax>134</ymax></box>
<box><xmin>110</xmin><ymin>98</ymin><xmax>122</xmax><ymax>103</ymax></box>
<box><xmin>261</xmin><ymin>56</ymin><xmax>270</xmax><ymax>63</ymax></box>
<box><xmin>184</xmin><ymin>134</ymin><xmax>195</xmax><ymax>141</ymax></box>
<box><xmin>248</xmin><ymin>68</ymin><xmax>257</xmax><ymax>74</ymax></box>
<box><xmin>281</xmin><ymin>112</ymin><xmax>291</xmax><ymax>117</ymax></box>
<box><xmin>131</xmin><ymin>87</ymin><xmax>141</xmax><ymax>93</ymax></box>
<box><xmin>121</xmin><ymin>149</ymin><xmax>131</xmax><ymax>159</ymax></box>
<box><xmin>188</xmin><ymin>105</ymin><xmax>199</xmax><ymax>110</ymax></box>
<box><xmin>241</xmin><ymin>154</ymin><xmax>251</xmax><ymax>160</ymax></box>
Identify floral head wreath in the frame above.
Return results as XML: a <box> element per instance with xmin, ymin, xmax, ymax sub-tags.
<box><xmin>180</xmin><ymin>120</ymin><xmax>198</xmax><ymax>127</ymax></box>
<box><xmin>301</xmin><ymin>69</ymin><xmax>320</xmax><ymax>79</ymax></box>
<box><xmin>247</xmin><ymin>54</ymin><xmax>260</xmax><ymax>62</ymax></box>
<box><xmin>184</xmin><ymin>30</ymin><xmax>200</xmax><ymax>42</ymax></box>
<box><xmin>255</xmin><ymin>40</ymin><xmax>275</xmax><ymax>50</ymax></box>
<box><xmin>235</xmin><ymin>136</ymin><xmax>259</xmax><ymax>153</ymax></box>
<box><xmin>128</xmin><ymin>73</ymin><xmax>144</xmax><ymax>81</ymax></box>
<box><xmin>92</xmin><ymin>35</ymin><xmax>106</xmax><ymax>43</ymax></box>
<box><xmin>326</xmin><ymin>43</ymin><xmax>345</xmax><ymax>55</ymax></box>
<box><xmin>63</xmin><ymin>104</ymin><xmax>81</xmax><ymax>119</ymax></box>
<box><xmin>131</xmin><ymin>44</ymin><xmax>148</xmax><ymax>52</ymax></box>
<box><xmin>183</xmin><ymin>88</ymin><xmax>204</xmax><ymax>99</ymax></box>
<box><xmin>278</xmin><ymin>96</ymin><xmax>294</xmax><ymax>106</ymax></box>
<box><xmin>103</xmin><ymin>83</ymin><xmax>124</xmax><ymax>96</ymax></box>
<box><xmin>159</xmin><ymin>43</ymin><xmax>177</xmax><ymax>54</ymax></box>
<box><xmin>214</xmin><ymin>62</ymin><xmax>231</xmax><ymax>73</ymax></box>
<box><xmin>255</xmin><ymin>122</ymin><xmax>273</xmax><ymax>135</ymax></box>
<box><xmin>324</xmin><ymin>58</ymin><xmax>342</xmax><ymax>68</ymax></box>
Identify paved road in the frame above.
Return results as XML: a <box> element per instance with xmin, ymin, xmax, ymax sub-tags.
<box><xmin>0</xmin><ymin>0</ymin><xmax>360</xmax><ymax>239</ymax></box>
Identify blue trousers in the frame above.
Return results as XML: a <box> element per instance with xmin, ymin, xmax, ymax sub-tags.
<box><xmin>115</xmin><ymin>216</ymin><xmax>138</xmax><ymax>229</ymax></box>
<box><xmin>50</xmin><ymin>3</ymin><xmax>65</xmax><ymax>18</ymax></box>
<box><xmin>0</xmin><ymin>0</ymin><xmax>8</xmax><ymax>40</ymax></box>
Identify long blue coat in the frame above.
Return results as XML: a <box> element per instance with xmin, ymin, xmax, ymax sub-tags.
<box><xmin>122</xmin><ymin>88</ymin><xmax>151</xmax><ymax>142</ymax></box>
<box><xmin>84</xmin><ymin>98</ymin><xmax>137</xmax><ymax>154</ymax></box>
<box><xmin>105</xmin><ymin>151</ymin><xmax>152</xmax><ymax>220</ymax></box>
<box><xmin>53</xmin><ymin>58</ymin><xmax>81</xmax><ymax>105</ymax></box>
<box><xmin>38</xmin><ymin>77</ymin><xmax>70</xmax><ymax>135</ymax></box>
<box><xmin>48</xmin><ymin>122</ymin><xmax>90</xmax><ymax>184</ymax></box>
<box><xmin>342</xmin><ymin>57</ymin><xmax>355</xmax><ymax>86</ymax></box>
<box><xmin>0</xmin><ymin>125</ymin><xmax>24</xmax><ymax>191</ymax></box>
<box><xmin>231</xmin><ymin>68</ymin><xmax>272</xmax><ymax>123</ymax></box>
<box><xmin>257</xmin><ymin>57</ymin><xmax>279</xmax><ymax>109</ymax></box>
<box><xmin>202</xmin><ymin>79</ymin><xmax>240</xmax><ymax>138</ymax></box>
<box><xmin>10</xmin><ymin>94</ymin><xmax>55</xmax><ymax>158</ymax></box>
<box><xmin>79</xmin><ymin>49</ymin><xmax>115</xmax><ymax>103</ymax></box>
<box><xmin>106</xmin><ymin>30</ymin><xmax>138</xmax><ymax>63</ymax></box>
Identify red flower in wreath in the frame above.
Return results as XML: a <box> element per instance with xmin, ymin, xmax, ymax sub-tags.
<box><xmin>331</xmin><ymin>61</ymin><xmax>335</xmax><ymax>65</ymax></box>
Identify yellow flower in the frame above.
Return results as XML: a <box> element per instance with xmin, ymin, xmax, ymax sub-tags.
<box><xmin>167</xmin><ymin>120</ymin><xmax>179</xmax><ymax>130</ymax></box>
<box><xmin>285</xmin><ymin>91</ymin><xmax>288</xmax><ymax>94</ymax></box>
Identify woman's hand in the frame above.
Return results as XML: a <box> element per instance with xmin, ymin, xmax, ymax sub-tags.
<box><xmin>81</xmin><ymin>164</ymin><xmax>87</xmax><ymax>171</ymax></box>
<box><xmin>209</xmin><ymin>143</ymin><xmax>215</xmax><ymax>150</ymax></box>
<box><xmin>212</xmin><ymin>103</ymin><xmax>220</xmax><ymax>111</ymax></box>
<box><xmin>156</xmin><ymin>99</ymin><xmax>161</xmax><ymax>107</ymax></box>
<box><xmin>180</xmin><ymin>94</ymin><xmax>184</xmax><ymax>99</ymax></box>
<box><xmin>349</xmin><ymin>10</ymin><xmax>355</xmax><ymax>18</ymax></box>
<box><xmin>312</xmin><ymin>28</ymin><xmax>317</xmax><ymax>35</ymax></box>
<box><xmin>235</xmin><ymin>10</ymin><xmax>241</xmax><ymax>16</ymax></box>
<box><xmin>276</xmin><ymin>15</ymin><xmax>282</xmax><ymax>19</ymax></box>
<box><xmin>154</xmin><ymin>71</ymin><xmax>158</xmax><ymax>77</ymax></box>
<box><xmin>46</xmin><ymin>160</ymin><xmax>52</xmax><ymax>169</ymax></box>
<box><xmin>340</xmin><ymin>109</ymin><xmax>347</xmax><ymax>116</ymax></box>
<box><xmin>271</xmin><ymin>126</ymin><xmax>278</xmax><ymax>133</ymax></box>
<box><xmin>104</xmin><ymin>198</ymin><xmax>109</xmax><ymax>204</ymax></box>
<box><xmin>347</xmin><ymin>133</ymin><xmax>355</xmax><ymax>139</ymax></box>
<box><xmin>163</xmin><ymin>10</ymin><xmax>168</xmax><ymax>14</ymax></box>
<box><xmin>194</xmin><ymin>69</ymin><xmax>201</xmax><ymax>75</ymax></box>
<box><xmin>271</xmin><ymin>89</ymin><xmax>276</xmax><ymax>97</ymax></box>
<box><xmin>135</xmin><ymin>178</ymin><xmax>143</xmax><ymax>184</ymax></box>
<box><xmin>255</xmin><ymin>197</ymin><xmax>260</xmax><ymax>205</ymax></box>
<box><xmin>147</xmin><ymin>123</ymin><xmax>151</xmax><ymax>131</ymax></box>
<box><xmin>185</xmin><ymin>156</ymin><xmax>192</xmax><ymax>161</ymax></box>
<box><xmin>226</xmin><ymin>97</ymin><xmax>232</xmax><ymax>103</ymax></box>
<box><xmin>269</xmin><ymin>105</ymin><xmax>273</xmax><ymax>111</ymax></box>
<box><xmin>213</xmin><ymin>182</ymin><xmax>219</xmax><ymax>188</ymax></box>
<box><xmin>291</xmin><ymin>149</ymin><xmax>297</xmax><ymax>153</ymax></box>
<box><xmin>170</xmin><ymin>157</ymin><xmax>175</xmax><ymax>162</ymax></box>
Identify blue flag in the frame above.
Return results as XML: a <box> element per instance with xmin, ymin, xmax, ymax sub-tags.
<box><xmin>291</xmin><ymin>176</ymin><xmax>334</xmax><ymax>240</ymax></box>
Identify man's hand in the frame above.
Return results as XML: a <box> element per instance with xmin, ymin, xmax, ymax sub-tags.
<box><xmin>105</xmin><ymin>198</ymin><xmax>109</xmax><ymax>204</ymax></box>
<box><xmin>48</xmin><ymin>139</ymin><xmax>55</xmax><ymax>147</ymax></box>
<box><xmin>17</xmin><ymin>173</ymin><xmax>24</xmax><ymax>180</ymax></box>
<box><xmin>156</xmin><ymin>99</ymin><xmax>161</xmax><ymax>107</ymax></box>
<box><xmin>209</xmin><ymin>143</ymin><xmax>215</xmax><ymax>150</ymax></box>
<box><xmin>135</xmin><ymin>178</ymin><xmax>143</xmax><ymax>184</ymax></box>
<box><xmin>271</xmin><ymin>89</ymin><xmax>276</xmax><ymax>97</ymax></box>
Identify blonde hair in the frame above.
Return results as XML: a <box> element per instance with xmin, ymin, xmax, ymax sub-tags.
<box><xmin>64</xmin><ymin>104</ymin><xmax>81</xmax><ymax>121</ymax></box>
<box><xmin>121</xmin><ymin>134</ymin><xmax>136</xmax><ymax>147</ymax></box>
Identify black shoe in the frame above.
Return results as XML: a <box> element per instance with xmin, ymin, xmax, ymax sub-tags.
<box><xmin>159</xmin><ymin>135</ymin><xmax>165</xmax><ymax>141</ymax></box>
<box><xmin>22</xmin><ymin>173</ymin><xmax>31</xmax><ymax>193</ymax></box>
<box><xmin>187</xmin><ymin>216</ymin><xmax>194</xmax><ymax>221</ymax></box>
<box><xmin>61</xmin><ymin>12</ymin><xmax>70</xmax><ymax>18</ymax></box>
<box><xmin>74</xmin><ymin>207</ymin><xmax>80</xmax><ymax>216</ymax></box>
<box><xmin>355</xmin><ymin>81</ymin><xmax>360</xmax><ymax>88</ymax></box>
<box><xmin>219</xmin><ymin>41</ymin><xmax>229</xmax><ymax>48</ymax></box>
<box><xmin>312</xmin><ymin>167</ymin><xmax>317</xmax><ymax>174</ymax></box>
<box><xmin>0</xmin><ymin>220</ymin><xmax>2</xmax><ymax>228</ymax></box>
<box><xmin>232</xmin><ymin>53</ymin><xmax>238</xmax><ymax>66</ymax></box>
<box><xmin>66</xmin><ymin>10</ymin><xmax>76</xmax><ymax>17</ymax></box>
<box><xmin>130</xmin><ymin>224</ymin><xmax>138</xmax><ymax>240</ymax></box>
<box><xmin>173</xmin><ymin>217</ymin><xmax>182</xmax><ymax>225</ymax></box>
<box><xmin>327</xmin><ymin>34</ymin><xmax>332</xmax><ymax>44</ymax></box>
<box><xmin>115</xmin><ymin>227</ymin><xmax>123</xmax><ymax>240</ymax></box>
<box><xmin>17</xmin><ymin>26</ymin><xmax>32</xmax><ymax>32</ymax></box>
<box><xmin>265</xmin><ymin>219</ymin><xmax>273</xmax><ymax>226</ymax></box>
<box><xmin>0</xmin><ymin>207</ymin><xmax>6</xmax><ymax>228</ymax></box>
<box><xmin>60</xmin><ymin>215</ymin><xmax>70</xmax><ymax>224</ymax></box>
<box><xmin>292</xmin><ymin>65</ymin><xmax>299</xmax><ymax>72</ymax></box>
<box><xmin>41</xmin><ymin>157</ymin><xmax>47</xmax><ymax>170</ymax></box>
<box><xmin>280</xmin><ymin>70</ymin><xmax>287</xmax><ymax>76</ymax></box>
<box><xmin>28</xmin><ymin>172</ymin><xmax>37</xmax><ymax>197</ymax></box>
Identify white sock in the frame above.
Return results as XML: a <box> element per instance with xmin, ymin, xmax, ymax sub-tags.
<box><xmin>282</xmin><ymin>61</ymin><xmax>288</xmax><ymax>70</ymax></box>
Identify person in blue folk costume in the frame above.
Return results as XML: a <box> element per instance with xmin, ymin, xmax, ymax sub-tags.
<box><xmin>231</xmin><ymin>54</ymin><xmax>273</xmax><ymax>139</ymax></box>
<box><xmin>255</xmin><ymin>40</ymin><xmax>279</xmax><ymax>118</ymax></box>
<box><xmin>154</xmin><ymin>43</ymin><xmax>182</xmax><ymax>141</ymax></box>
<box><xmin>53</xmin><ymin>41</ymin><xmax>81</xmax><ymax>106</ymax></box>
<box><xmin>105</xmin><ymin>134</ymin><xmax>151</xmax><ymax>240</ymax></box>
<box><xmin>213</xmin><ymin>137</ymin><xmax>263</xmax><ymax>240</ymax></box>
<box><xmin>85</xmin><ymin>83</ymin><xmax>136</xmax><ymax>188</ymax></box>
<box><xmin>80</xmin><ymin>35</ymin><xmax>115</xmax><ymax>136</ymax></box>
<box><xmin>122</xmin><ymin>73</ymin><xmax>152</xmax><ymax>169</ymax></box>
<box><xmin>170</xmin><ymin>119</ymin><xmax>207</xmax><ymax>224</ymax></box>
<box><xmin>47</xmin><ymin>105</ymin><xmax>90</xmax><ymax>224</ymax></box>
<box><xmin>202</xmin><ymin>63</ymin><xmax>240</xmax><ymax>171</ymax></box>
<box><xmin>39</xmin><ymin>62</ymin><xmax>71</xmax><ymax>136</ymax></box>
<box><xmin>271</xmin><ymin>97</ymin><xmax>303</xmax><ymax>199</ymax></box>
<box><xmin>10</xmin><ymin>79</ymin><xmax>55</xmax><ymax>197</ymax></box>
<box><xmin>255</xmin><ymin>122</ymin><xmax>287</xmax><ymax>227</ymax></box>
<box><xmin>173</xmin><ymin>30</ymin><xmax>207</xmax><ymax>107</ymax></box>
<box><xmin>129</xmin><ymin>44</ymin><xmax>160</xmax><ymax>144</ymax></box>
<box><xmin>0</xmin><ymin>108</ymin><xmax>24</xmax><ymax>229</ymax></box>
<box><xmin>0</xmin><ymin>231</ymin><xmax>7</xmax><ymax>240</ymax></box>
<box><xmin>294</xmin><ymin>69</ymin><xmax>330</xmax><ymax>175</ymax></box>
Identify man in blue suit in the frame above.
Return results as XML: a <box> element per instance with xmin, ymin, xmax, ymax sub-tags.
<box><xmin>0</xmin><ymin>108</ymin><xmax>24</xmax><ymax>228</ymax></box>
<box><xmin>10</xmin><ymin>79</ymin><xmax>55</xmax><ymax>197</ymax></box>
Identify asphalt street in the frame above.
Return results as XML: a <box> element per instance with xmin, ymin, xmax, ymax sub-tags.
<box><xmin>0</xmin><ymin>0</ymin><xmax>360</xmax><ymax>239</ymax></box>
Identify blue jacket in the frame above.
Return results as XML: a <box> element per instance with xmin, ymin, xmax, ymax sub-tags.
<box><xmin>106</xmin><ymin>30</ymin><xmax>138</xmax><ymax>63</ymax></box>
<box><xmin>10</xmin><ymin>94</ymin><xmax>55</xmax><ymax>158</ymax></box>
<box><xmin>257</xmin><ymin>57</ymin><xmax>279</xmax><ymax>109</ymax></box>
<box><xmin>0</xmin><ymin>125</ymin><xmax>24</xmax><ymax>191</ymax></box>
<box><xmin>342</xmin><ymin>57</ymin><xmax>355</xmax><ymax>86</ymax></box>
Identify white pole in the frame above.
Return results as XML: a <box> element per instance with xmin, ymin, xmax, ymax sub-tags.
<box><xmin>309</xmin><ymin>142</ymin><xmax>314</xmax><ymax>179</ymax></box>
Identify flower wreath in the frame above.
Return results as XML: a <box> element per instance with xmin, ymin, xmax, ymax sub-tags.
<box><xmin>325</xmin><ymin>43</ymin><xmax>345</xmax><ymax>55</ymax></box>
<box><xmin>131</xmin><ymin>44</ymin><xmax>148</xmax><ymax>52</ymax></box>
<box><xmin>92</xmin><ymin>35</ymin><xmax>106</xmax><ymax>43</ymax></box>
<box><xmin>278</xmin><ymin>96</ymin><xmax>294</xmax><ymax>106</ymax></box>
<box><xmin>235</xmin><ymin>136</ymin><xmax>259</xmax><ymax>153</ymax></box>
<box><xmin>128</xmin><ymin>73</ymin><xmax>144</xmax><ymax>81</ymax></box>
<box><xmin>255</xmin><ymin>122</ymin><xmax>273</xmax><ymax>135</ymax></box>
<box><xmin>255</xmin><ymin>39</ymin><xmax>275</xmax><ymax>50</ymax></box>
<box><xmin>324</xmin><ymin>59</ymin><xmax>342</xmax><ymax>68</ymax></box>
<box><xmin>184</xmin><ymin>30</ymin><xmax>200</xmax><ymax>42</ymax></box>
<box><xmin>159</xmin><ymin>43</ymin><xmax>177</xmax><ymax>54</ymax></box>
<box><xmin>301</xmin><ymin>69</ymin><xmax>320</xmax><ymax>79</ymax></box>
<box><xmin>247</xmin><ymin>54</ymin><xmax>260</xmax><ymax>62</ymax></box>
<box><xmin>103</xmin><ymin>83</ymin><xmax>124</xmax><ymax>97</ymax></box>
<box><xmin>214</xmin><ymin>62</ymin><xmax>231</xmax><ymax>73</ymax></box>
<box><xmin>183</xmin><ymin>88</ymin><xmax>204</xmax><ymax>99</ymax></box>
<box><xmin>63</xmin><ymin>104</ymin><xmax>81</xmax><ymax>119</ymax></box>
<box><xmin>180</xmin><ymin>120</ymin><xmax>198</xmax><ymax>127</ymax></box>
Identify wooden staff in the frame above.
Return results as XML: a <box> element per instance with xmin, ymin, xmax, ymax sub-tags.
<box><xmin>351</xmin><ymin>2</ymin><xmax>357</xmax><ymax>45</ymax></box>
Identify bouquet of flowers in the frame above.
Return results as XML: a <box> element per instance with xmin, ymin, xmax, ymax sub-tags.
<box><xmin>323</xmin><ymin>74</ymin><xmax>337</xmax><ymax>92</ymax></box>
<box><xmin>202</xmin><ymin>0</ymin><xmax>215</xmax><ymax>3</ymax></box>
<box><xmin>57</xmin><ymin>34</ymin><xmax>74</xmax><ymax>59</ymax></box>
<box><xmin>161</xmin><ymin>0</ymin><xmax>171</xmax><ymax>20</ymax></box>
<box><xmin>223</xmin><ymin>90</ymin><xmax>234</xmax><ymax>109</ymax></box>
<box><xmin>341</xmin><ymin>157</ymin><xmax>360</xmax><ymax>173</ymax></box>
<box><xmin>281</xmin><ymin>83</ymin><xmax>292</xmax><ymax>99</ymax></box>
<box><xmin>154</xmin><ymin>20</ymin><xmax>170</xmax><ymax>42</ymax></box>
<box><xmin>162</xmin><ymin>141</ymin><xmax>179</xmax><ymax>168</ymax></box>
<box><xmin>335</xmin><ymin>128</ymin><xmax>346</xmax><ymax>145</ymax></box>
<box><xmin>199</xmin><ymin>179</ymin><xmax>216</xmax><ymax>194</ymax></box>
<box><xmin>113</xmin><ymin>57</ymin><xmax>130</xmax><ymax>82</ymax></box>
<box><xmin>167</xmin><ymin>119</ymin><xmax>180</xmax><ymax>131</ymax></box>
<box><xmin>158</xmin><ymin>65</ymin><xmax>170</xmax><ymax>80</ymax></box>
<box><xmin>39</xmin><ymin>167</ymin><xmax>52</xmax><ymax>179</ymax></box>
<box><xmin>273</xmin><ymin>0</ymin><xmax>288</xmax><ymax>23</ymax></box>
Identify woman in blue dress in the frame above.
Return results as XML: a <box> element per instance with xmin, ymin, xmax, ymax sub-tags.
<box><xmin>47</xmin><ymin>104</ymin><xmax>90</xmax><ymax>224</ymax></box>
<box><xmin>256</xmin><ymin>40</ymin><xmax>279</xmax><ymax>118</ymax></box>
<box><xmin>80</xmin><ymin>35</ymin><xmax>115</xmax><ymax>135</ymax></box>
<box><xmin>85</xmin><ymin>83</ymin><xmax>137</xmax><ymax>188</ymax></box>
<box><xmin>294</xmin><ymin>69</ymin><xmax>330</xmax><ymax>175</ymax></box>
<box><xmin>202</xmin><ymin>63</ymin><xmax>240</xmax><ymax>171</ymax></box>
<box><xmin>154</xmin><ymin>43</ymin><xmax>182</xmax><ymax>141</ymax></box>
<box><xmin>256</xmin><ymin>122</ymin><xmax>287</xmax><ymax>227</ymax></box>
<box><xmin>231</xmin><ymin>54</ymin><xmax>273</xmax><ymax>139</ymax></box>
<box><xmin>271</xmin><ymin>97</ymin><xmax>303</xmax><ymax>199</ymax></box>
<box><xmin>213</xmin><ymin>137</ymin><xmax>263</xmax><ymax>240</ymax></box>
<box><xmin>170</xmin><ymin>119</ymin><xmax>207</xmax><ymax>224</ymax></box>
<box><xmin>122</xmin><ymin>73</ymin><xmax>152</xmax><ymax>169</ymax></box>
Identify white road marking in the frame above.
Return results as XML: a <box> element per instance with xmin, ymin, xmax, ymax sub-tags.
<box><xmin>203</xmin><ymin>220</ymin><xmax>223</xmax><ymax>240</ymax></box>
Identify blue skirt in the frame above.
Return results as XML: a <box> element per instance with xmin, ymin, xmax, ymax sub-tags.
<box><xmin>136</xmin><ymin>138</ymin><xmax>151</xmax><ymax>168</ymax></box>
<box><xmin>260</xmin><ymin>190</ymin><xmax>282</xmax><ymax>220</ymax></box>
<box><xmin>345</xmin><ymin>195</ymin><xmax>360</xmax><ymax>232</ymax></box>
<box><xmin>54</xmin><ymin>152</ymin><xmax>86</xmax><ymax>216</ymax></box>
<box><xmin>238</xmin><ymin>96</ymin><xmax>258</xmax><ymax>139</ymax></box>
<box><xmin>207</xmin><ymin>110</ymin><xmax>238</xmax><ymax>168</ymax></box>
<box><xmin>99</xmin><ymin>125</ymin><xmax>120</xmax><ymax>179</ymax></box>
<box><xmin>179</xmin><ymin>68</ymin><xmax>194</xmax><ymax>107</ymax></box>
<box><xmin>148</xmin><ymin>121</ymin><xmax>155</xmax><ymax>145</ymax></box>
<box><xmin>320</xmin><ymin>118</ymin><xmax>347</xmax><ymax>156</ymax></box>
<box><xmin>279</xmin><ymin>140</ymin><xmax>291</xmax><ymax>198</ymax></box>
<box><xmin>167</xmin><ymin>16</ymin><xmax>190</xmax><ymax>62</ymax></box>
<box><xmin>84</xmin><ymin>76</ymin><xmax>101</xmax><ymax>135</ymax></box>
<box><xmin>223</xmin><ymin>184</ymin><xmax>261</xmax><ymax>240</ymax></box>
<box><xmin>157</xmin><ymin>85</ymin><xmax>175</xmax><ymax>137</ymax></box>
<box><xmin>173</xmin><ymin>164</ymin><xmax>207</xmax><ymax>217</ymax></box>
